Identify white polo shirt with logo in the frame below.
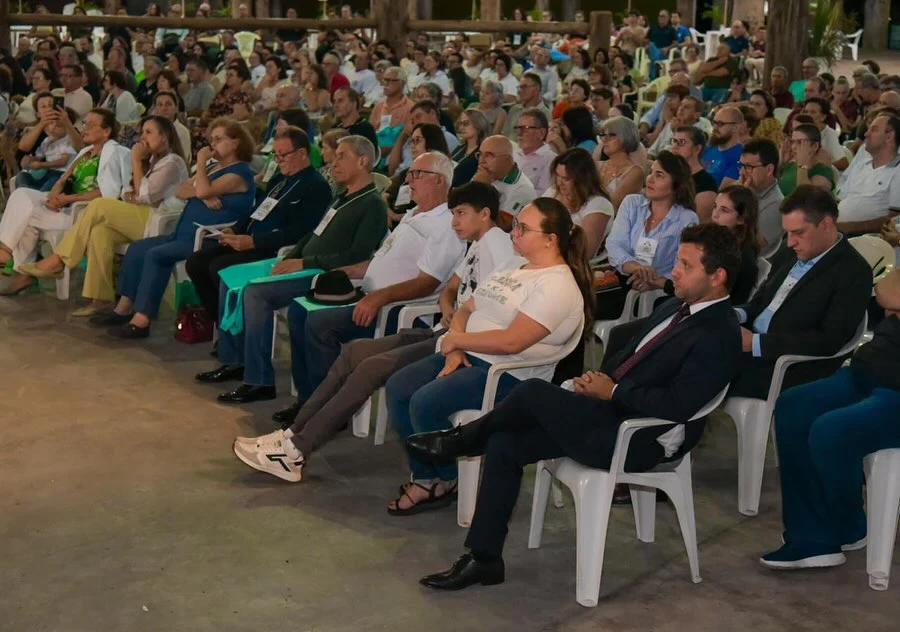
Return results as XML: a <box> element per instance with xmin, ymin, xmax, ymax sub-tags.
<box><xmin>836</xmin><ymin>153</ymin><xmax>900</xmax><ymax>222</ymax></box>
<box><xmin>362</xmin><ymin>203</ymin><xmax>466</xmax><ymax>293</ymax></box>
<box><xmin>493</xmin><ymin>165</ymin><xmax>537</xmax><ymax>218</ymax></box>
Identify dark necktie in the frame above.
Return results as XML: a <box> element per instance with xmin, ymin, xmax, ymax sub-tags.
<box><xmin>612</xmin><ymin>303</ymin><xmax>692</xmax><ymax>381</ymax></box>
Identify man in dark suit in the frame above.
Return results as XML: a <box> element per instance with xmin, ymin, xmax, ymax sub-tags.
<box><xmin>406</xmin><ymin>224</ymin><xmax>744</xmax><ymax>591</ymax></box>
<box><xmin>729</xmin><ymin>185</ymin><xmax>872</xmax><ymax>400</ymax></box>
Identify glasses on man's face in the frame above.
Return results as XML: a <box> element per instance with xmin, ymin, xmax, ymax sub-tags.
<box><xmin>274</xmin><ymin>148</ymin><xmax>300</xmax><ymax>162</ymax></box>
<box><xmin>407</xmin><ymin>169</ymin><xmax>441</xmax><ymax>180</ymax></box>
<box><xmin>738</xmin><ymin>162</ymin><xmax>764</xmax><ymax>171</ymax></box>
<box><xmin>511</xmin><ymin>218</ymin><xmax>550</xmax><ymax>236</ymax></box>
<box><xmin>382</xmin><ymin>77</ymin><xmax>403</xmax><ymax>84</ymax></box>
<box><xmin>713</xmin><ymin>120</ymin><xmax>737</xmax><ymax>128</ymax></box>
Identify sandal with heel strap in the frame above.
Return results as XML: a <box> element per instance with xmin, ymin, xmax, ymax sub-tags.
<box><xmin>387</xmin><ymin>481</ymin><xmax>458</xmax><ymax>517</ymax></box>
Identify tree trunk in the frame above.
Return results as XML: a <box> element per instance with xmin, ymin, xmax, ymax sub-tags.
<box><xmin>863</xmin><ymin>0</ymin><xmax>890</xmax><ymax>52</ymax></box>
<box><xmin>374</xmin><ymin>0</ymin><xmax>410</xmax><ymax>64</ymax></box>
<box><xmin>765</xmin><ymin>0</ymin><xmax>809</xmax><ymax>89</ymax></box>
<box><xmin>0</xmin><ymin>0</ymin><xmax>10</xmax><ymax>55</ymax></box>
<box><xmin>480</xmin><ymin>0</ymin><xmax>500</xmax><ymax>21</ymax></box>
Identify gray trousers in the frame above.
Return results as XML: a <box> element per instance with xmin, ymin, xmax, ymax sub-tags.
<box><xmin>289</xmin><ymin>328</ymin><xmax>438</xmax><ymax>455</ymax></box>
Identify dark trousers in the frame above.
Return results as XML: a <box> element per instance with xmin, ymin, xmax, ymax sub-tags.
<box><xmin>463</xmin><ymin>379</ymin><xmax>664</xmax><ymax>558</ymax></box>
<box><xmin>774</xmin><ymin>366</ymin><xmax>900</xmax><ymax>549</ymax></box>
<box><xmin>184</xmin><ymin>244</ymin><xmax>276</xmax><ymax>320</ymax></box>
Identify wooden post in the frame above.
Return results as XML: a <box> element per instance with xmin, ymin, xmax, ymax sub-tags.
<box><xmin>676</xmin><ymin>0</ymin><xmax>694</xmax><ymax>26</ymax></box>
<box><xmin>374</xmin><ymin>0</ymin><xmax>410</xmax><ymax>63</ymax></box>
<box><xmin>589</xmin><ymin>11</ymin><xmax>612</xmax><ymax>58</ymax></box>
<box><xmin>480</xmin><ymin>0</ymin><xmax>500</xmax><ymax>22</ymax></box>
<box><xmin>764</xmin><ymin>0</ymin><xmax>808</xmax><ymax>89</ymax></box>
<box><xmin>104</xmin><ymin>0</ymin><xmax>120</xmax><ymax>15</ymax></box>
<box><xmin>561</xmin><ymin>0</ymin><xmax>577</xmax><ymax>21</ymax></box>
<box><xmin>863</xmin><ymin>0</ymin><xmax>890</xmax><ymax>52</ymax></box>
<box><xmin>254</xmin><ymin>0</ymin><xmax>267</xmax><ymax>19</ymax></box>
<box><xmin>0</xmin><ymin>0</ymin><xmax>10</xmax><ymax>55</ymax></box>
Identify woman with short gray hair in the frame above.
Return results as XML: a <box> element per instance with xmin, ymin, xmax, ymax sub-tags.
<box><xmin>451</xmin><ymin>108</ymin><xmax>490</xmax><ymax>187</ymax></box>
<box><xmin>475</xmin><ymin>79</ymin><xmax>505</xmax><ymax>131</ymax></box>
<box><xmin>597</xmin><ymin>116</ymin><xmax>644</xmax><ymax>210</ymax></box>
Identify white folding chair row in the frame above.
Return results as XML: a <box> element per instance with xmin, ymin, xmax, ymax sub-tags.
<box><xmin>528</xmin><ymin>382</ymin><xmax>729</xmax><ymax>607</ymax></box>
<box><xmin>449</xmin><ymin>318</ymin><xmax>584</xmax><ymax>528</ymax></box>
<box><xmin>351</xmin><ymin>294</ymin><xmax>442</xmax><ymax>445</ymax></box>
<box><xmin>863</xmin><ymin>448</ymin><xmax>900</xmax><ymax>591</ymax></box>
<box><xmin>723</xmin><ymin>315</ymin><xmax>868</xmax><ymax>516</ymax></box>
<box><xmin>593</xmin><ymin>288</ymin><xmax>665</xmax><ymax>350</ymax></box>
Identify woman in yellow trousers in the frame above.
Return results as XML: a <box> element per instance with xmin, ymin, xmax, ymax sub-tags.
<box><xmin>21</xmin><ymin>116</ymin><xmax>188</xmax><ymax>316</ymax></box>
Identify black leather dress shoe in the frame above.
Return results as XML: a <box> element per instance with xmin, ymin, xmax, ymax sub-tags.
<box><xmin>406</xmin><ymin>427</ymin><xmax>476</xmax><ymax>464</ymax></box>
<box><xmin>420</xmin><ymin>553</ymin><xmax>504</xmax><ymax>590</ymax></box>
<box><xmin>217</xmin><ymin>384</ymin><xmax>276</xmax><ymax>404</ymax></box>
<box><xmin>272</xmin><ymin>400</ymin><xmax>304</xmax><ymax>427</ymax></box>
<box><xmin>195</xmin><ymin>365</ymin><xmax>244</xmax><ymax>383</ymax></box>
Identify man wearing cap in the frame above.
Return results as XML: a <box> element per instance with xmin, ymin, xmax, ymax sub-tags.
<box><xmin>285</xmin><ymin>150</ymin><xmax>466</xmax><ymax>408</ymax></box>
<box><xmin>198</xmin><ymin>135</ymin><xmax>387</xmax><ymax>404</ymax></box>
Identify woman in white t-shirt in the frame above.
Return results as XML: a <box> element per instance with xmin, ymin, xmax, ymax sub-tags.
<box><xmin>383</xmin><ymin>198</ymin><xmax>594</xmax><ymax>515</ymax></box>
<box><xmin>543</xmin><ymin>147</ymin><xmax>615</xmax><ymax>257</ymax></box>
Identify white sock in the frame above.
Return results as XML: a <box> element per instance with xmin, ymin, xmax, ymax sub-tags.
<box><xmin>280</xmin><ymin>438</ymin><xmax>302</xmax><ymax>460</ymax></box>
<box><xmin>283</xmin><ymin>428</ymin><xmax>294</xmax><ymax>439</ymax></box>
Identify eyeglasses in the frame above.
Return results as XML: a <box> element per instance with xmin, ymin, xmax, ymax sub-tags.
<box><xmin>713</xmin><ymin>120</ymin><xmax>738</xmax><ymax>128</ymax></box>
<box><xmin>407</xmin><ymin>169</ymin><xmax>442</xmax><ymax>179</ymax></box>
<box><xmin>274</xmin><ymin>148</ymin><xmax>301</xmax><ymax>162</ymax></box>
<box><xmin>513</xmin><ymin>125</ymin><xmax>542</xmax><ymax>132</ymax></box>
<box><xmin>382</xmin><ymin>77</ymin><xmax>403</xmax><ymax>83</ymax></box>
<box><xmin>738</xmin><ymin>162</ymin><xmax>764</xmax><ymax>171</ymax></box>
<box><xmin>511</xmin><ymin>219</ymin><xmax>550</xmax><ymax>236</ymax></box>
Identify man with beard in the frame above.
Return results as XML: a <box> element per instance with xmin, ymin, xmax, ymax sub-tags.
<box><xmin>703</xmin><ymin>106</ymin><xmax>744</xmax><ymax>186</ymax></box>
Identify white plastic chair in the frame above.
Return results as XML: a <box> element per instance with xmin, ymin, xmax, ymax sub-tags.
<box><xmin>773</xmin><ymin>108</ymin><xmax>791</xmax><ymax>127</ymax></box>
<box><xmin>840</xmin><ymin>29</ymin><xmax>864</xmax><ymax>61</ymax></box>
<box><xmin>593</xmin><ymin>288</ymin><xmax>665</xmax><ymax>350</ymax></box>
<box><xmin>688</xmin><ymin>28</ymin><xmax>705</xmax><ymax>48</ymax></box>
<box><xmin>849</xmin><ymin>235</ymin><xmax>896</xmax><ymax>284</ymax></box>
<box><xmin>450</xmin><ymin>318</ymin><xmax>584</xmax><ymax>528</ymax></box>
<box><xmin>350</xmin><ymin>294</ymin><xmax>442</xmax><ymax>444</ymax></box>
<box><xmin>751</xmin><ymin>258</ymin><xmax>771</xmax><ymax>299</ymax></box>
<box><xmin>528</xmin><ymin>383</ymin><xmax>729</xmax><ymax>607</ymax></box>
<box><xmin>723</xmin><ymin>316</ymin><xmax>867</xmax><ymax>516</ymax></box>
<box><xmin>863</xmin><ymin>448</ymin><xmax>900</xmax><ymax>591</ymax></box>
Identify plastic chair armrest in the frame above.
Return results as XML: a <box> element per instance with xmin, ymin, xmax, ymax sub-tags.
<box><xmin>397</xmin><ymin>302</ymin><xmax>441</xmax><ymax>330</ymax></box>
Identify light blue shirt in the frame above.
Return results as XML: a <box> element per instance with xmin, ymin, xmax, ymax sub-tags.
<box><xmin>640</xmin><ymin>85</ymin><xmax>705</xmax><ymax>130</ymax></box>
<box><xmin>606</xmin><ymin>194</ymin><xmax>698</xmax><ymax>279</ymax></box>
<box><xmin>399</xmin><ymin>128</ymin><xmax>459</xmax><ymax>171</ymax></box>
<box><xmin>737</xmin><ymin>236</ymin><xmax>842</xmax><ymax>356</ymax></box>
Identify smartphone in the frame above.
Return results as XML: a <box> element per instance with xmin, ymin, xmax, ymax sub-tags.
<box><xmin>53</xmin><ymin>96</ymin><xmax>65</xmax><ymax>110</ymax></box>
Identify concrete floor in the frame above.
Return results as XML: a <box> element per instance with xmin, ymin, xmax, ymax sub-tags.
<box><xmin>2</xmin><ymin>277</ymin><xmax>899</xmax><ymax>632</ymax></box>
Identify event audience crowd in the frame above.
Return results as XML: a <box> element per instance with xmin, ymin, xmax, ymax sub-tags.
<box><xmin>1</xmin><ymin>4</ymin><xmax>898</xmax><ymax>596</ymax></box>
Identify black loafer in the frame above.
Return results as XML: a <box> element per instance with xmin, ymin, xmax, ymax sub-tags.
<box><xmin>217</xmin><ymin>384</ymin><xmax>276</xmax><ymax>404</ymax></box>
<box><xmin>406</xmin><ymin>427</ymin><xmax>476</xmax><ymax>464</ymax></box>
<box><xmin>195</xmin><ymin>365</ymin><xmax>245</xmax><ymax>383</ymax></box>
<box><xmin>107</xmin><ymin>323</ymin><xmax>150</xmax><ymax>339</ymax></box>
<box><xmin>272</xmin><ymin>400</ymin><xmax>304</xmax><ymax>427</ymax></box>
<box><xmin>420</xmin><ymin>553</ymin><xmax>505</xmax><ymax>590</ymax></box>
<box><xmin>89</xmin><ymin>310</ymin><xmax>134</xmax><ymax>327</ymax></box>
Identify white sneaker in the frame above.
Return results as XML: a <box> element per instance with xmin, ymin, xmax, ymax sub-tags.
<box><xmin>233</xmin><ymin>438</ymin><xmax>304</xmax><ymax>482</ymax></box>
<box><xmin>234</xmin><ymin>429</ymin><xmax>285</xmax><ymax>448</ymax></box>
<box><xmin>842</xmin><ymin>536</ymin><xmax>867</xmax><ymax>552</ymax></box>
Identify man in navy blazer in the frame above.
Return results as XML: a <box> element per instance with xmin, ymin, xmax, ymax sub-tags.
<box><xmin>729</xmin><ymin>185</ymin><xmax>872</xmax><ymax>399</ymax></box>
<box><xmin>406</xmin><ymin>223</ymin><xmax>743</xmax><ymax>591</ymax></box>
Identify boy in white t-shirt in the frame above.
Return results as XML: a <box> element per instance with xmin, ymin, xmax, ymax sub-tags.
<box><xmin>233</xmin><ymin>182</ymin><xmax>514</xmax><ymax>482</ymax></box>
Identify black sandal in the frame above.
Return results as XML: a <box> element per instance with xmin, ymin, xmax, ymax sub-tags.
<box><xmin>387</xmin><ymin>481</ymin><xmax>458</xmax><ymax>516</ymax></box>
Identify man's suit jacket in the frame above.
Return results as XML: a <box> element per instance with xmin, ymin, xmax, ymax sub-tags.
<box><xmin>729</xmin><ymin>237</ymin><xmax>871</xmax><ymax>398</ymax></box>
<box><xmin>601</xmin><ymin>297</ymin><xmax>742</xmax><ymax>456</ymax></box>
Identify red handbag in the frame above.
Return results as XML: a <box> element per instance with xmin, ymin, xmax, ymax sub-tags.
<box><xmin>175</xmin><ymin>306</ymin><xmax>214</xmax><ymax>344</ymax></box>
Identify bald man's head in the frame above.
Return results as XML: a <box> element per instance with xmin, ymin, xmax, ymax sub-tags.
<box><xmin>478</xmin><ymin>135</ymin><xmax>515</xmax><ymax>181</ymax></box>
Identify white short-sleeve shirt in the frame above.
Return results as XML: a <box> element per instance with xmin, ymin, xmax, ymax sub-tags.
<box><xmin>836</xmin><ymin>154</ymin><xmax>900</xmax><ymax>222</ymax></box>
<box><xmin>542</xmin><ymin>187</ymin><xmax>615</xmax><ymax>226</ymax></box>
<box><xmin>466</xmin><ymin>262</ymin><xmax>584</xmax><ymax>381</ymax></box>
<box><xmin>494</xmin><ymin>166</ymin><xmax>537</xmax><ymax>218</ymax></box>
<box><xmin>453</xmin><ymin>226</ymin><xmax>516</xmax><ymax>305</ymax></box>
<box><xmin>821</xmin><ymin>126</ymin><xmax>845</xmax><ymax>163</ymax></box>
<box><xmin>362</xmin><ymin>203</ymin><xmax>465</xmax><ymax>293</ymax></box>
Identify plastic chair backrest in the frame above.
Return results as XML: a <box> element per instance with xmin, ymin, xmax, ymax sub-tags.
<box><xmin>773</xmin><ymin>108</ymin><xmax>791</xmax><ymax>126</ymax></box>
<box><xmin>849</xmin><ymin>235</ymin><xmax>896</xmax><ymax>283</ymax></box>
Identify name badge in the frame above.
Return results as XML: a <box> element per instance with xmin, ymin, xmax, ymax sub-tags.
<box><xmin>313</xmin><ymin>206</ymin><xmax>338</xmax><ymax>236</ymax></box>
<box><xmin>251</xmin><ymin>196</ymin><xmax>278</xmax><ymax>221</ymax></box>
<box><xmin>262</xmin><ymin>158</ymin><xmax>278</xmax><ymax>183</ymax></box>
<box><xmin>766</xmin><ymin>276</ymin><xmax>799</xmax><ymax>314</ymax></box>
<box><xmin>635</xmin><ymin>237</ymin><xmax>659</xmax><ymax>266</ymax></box>
<box><xmin>379</xmin><ymin>114</ymin><xmax>392</xmax><ymax>131</ymax></box>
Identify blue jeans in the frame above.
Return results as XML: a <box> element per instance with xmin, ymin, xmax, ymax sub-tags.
<box><xmin>15</xmin><ymin>169</ymin><xmax>63</xmax><ymax>192</ymax></box>
<box><xmin>118</xmin><ymin>234</ymin><xmax>194</xmax><ymax>318</ymax></box>
<box><xmin>774</xmin><ymin>366</ymin><xmax>900</xmax><ymax>550</ymax></box>
<box><xmin>287</xmin><ymin>303</ymin><xmax>402</xmax><ymax>398</ymax></box>
<box><xmin>385</xmin><ymin>352</ymin><xmax>520</xmax><ymax>483</ymax></box>
<box><xmin>217</xmin><ymin>275</ymin><xmax>316</xmax><ymax>386</ymax></box>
